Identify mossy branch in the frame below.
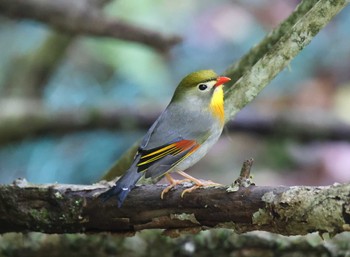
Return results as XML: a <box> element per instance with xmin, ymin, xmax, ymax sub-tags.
<box><xmin>2</xmin><ymin>230</ymin><xmax>350</xmax><ymax>256</ymax></box>
<box><xmin>0</xmin><ymin>179</ymin><xmax>349</xmax><ymax>235</ymax></box>
<box><xmin>223</xmin><ymin>0</ymin><xmax>349</xmax><ymax>119</ymax></box>
<box><xmin>0</xmin><ymin>0</ymin><xmax>349</xmax><ymax>237</ymax></box>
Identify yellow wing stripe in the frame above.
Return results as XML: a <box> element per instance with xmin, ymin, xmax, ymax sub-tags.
<box><xmin>137</xmin><ymin>140</ymin><xmax>198</xmax><ymax>167</ymax></box>
<box><xmin>138</xmin><ymin>146</ymin><xmax>178</xmax><ymax>166</ymax></box>
<box><xmin>141</xmin><ymin>144</ymin><xmax>175</xmax><ymax>159</ymax></box>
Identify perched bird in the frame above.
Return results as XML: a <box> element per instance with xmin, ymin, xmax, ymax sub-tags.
<box><xmin>100</xmin><ymin>70</ymin><xmax>231</xmax><ymax>207</ymax></box>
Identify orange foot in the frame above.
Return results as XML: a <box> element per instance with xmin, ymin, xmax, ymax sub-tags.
<box><xmin>160</xmin><ymin>174</ymin><xmax>190</xmax><ymax>199</ymax></box>
<box><xmin>160</xmin><ymin>171</ymin><xmax>222</xmax><ymax>199</ymax></box>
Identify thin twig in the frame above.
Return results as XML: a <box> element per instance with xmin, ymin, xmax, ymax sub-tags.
<box><xmin>239</xmin><ymin>158</ymin><xmax>254</xmax><ymax>179</ymax></box>
<box><xmin>226</xmin><ymin>158</ymin><xmax>254</xmax><ymax>192</ymax></box>
<box><xmin>0</xmin><ymin>0</ymin><xmax>181</xmax><ymax>52</ymax></box>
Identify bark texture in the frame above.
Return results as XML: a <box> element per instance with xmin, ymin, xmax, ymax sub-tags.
<box><xmin>0</xmin><ymin>179</ymin><xmax>349</xmax><ymax>235</ymax></box>
<box><xmin>1</xmin><ymin>230</ymin><xmax>350</xmax><ymax>257</ymax></box>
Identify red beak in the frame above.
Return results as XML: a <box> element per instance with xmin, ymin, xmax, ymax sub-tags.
<box><xmin>214</xmin><ymin>76</ymin><xmax>231</xmax><ymax>87</ymax></box>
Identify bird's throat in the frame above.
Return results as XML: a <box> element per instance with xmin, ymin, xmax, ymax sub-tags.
<box><xmin>210</xmin><ymin>86</ymin><xmax>224</xmax><ymax>125</ymax></box>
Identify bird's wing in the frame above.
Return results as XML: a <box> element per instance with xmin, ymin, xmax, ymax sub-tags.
<box><xmin>135</xmin><ymin>104</ymin><xmax>212</xmax><ymax>179</ymax></box>
<box><xmin>136</xmin><ymin>138</ymin><xmax>200</xmax><ymax>178</ymax></box>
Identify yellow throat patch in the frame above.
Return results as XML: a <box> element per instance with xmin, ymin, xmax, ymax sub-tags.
<box><xmin>210</xmin><ymin>86</ymin><xmax>225</xmax><ymax>125</ymax></box>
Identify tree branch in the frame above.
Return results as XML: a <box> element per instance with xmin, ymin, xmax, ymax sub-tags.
<box><xmin>0</xmin><ymin>101</ymin><xmax>159</xmax><ymax>144</ymax></box>
<box><xmin>0</xmin><ymin>0</ymin><xmax>181</xmax><ymax>52</ymax></box>
<box><xmin>223</xmin><ymin>0</ymin><xmax>349</xmax><ymax>119</ymax></box>
<box><xmin>0</xmin><ymin>33</ymin><xmax>73</xmax><ymax>98</ymax></box>
<box><xmin>1</xmin><ymin>102</ymin><xmax>349</xmax><ymax>145</ymax></box>
<box><xmin>224</xmin><ymin>0</ymin><xmax>319</xmax><ymax>85</ymax></box>
<box><xmin>1</xmin><ymin>230</ymin><xmax>350</xmax><ymax>256</ymax></box>
<box><xmin>0</xmin><ymin>0</ymin><xmax>113</xmax><ymax>99</ymax></box>
<box><xmin>0</xmin><ymin>179</ymin><xmax>349</xmax><ymax>235</ymax></box>
<box><xmin>101</xmin><ymin>0</ymin><xmax>349</xmax><ymax>179</ymax></box>
<box><xmin>1</xmin><ymin>0</ymin><xmax>349</xmax><ymax>238</ymax></box>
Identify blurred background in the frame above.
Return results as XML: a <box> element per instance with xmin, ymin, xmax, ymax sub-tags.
<box><xmin>0</xmin><ymin>0</ymin><xmax>349</xmax><ymax>187</ymax></box>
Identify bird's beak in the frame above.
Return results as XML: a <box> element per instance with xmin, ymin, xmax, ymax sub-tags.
<box><xmin>214</xmin><ymin>76</ymin><xmax>231</xmax><ymax>87</ymax></box>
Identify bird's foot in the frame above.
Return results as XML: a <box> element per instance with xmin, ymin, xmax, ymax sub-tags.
<box><xmin>161</xmin><ymin>174</ymin><xmax>190</xmax><ymax>199</ymax></box>
<box><xmin>176</xmin><ymin>171</ymin><xmax>222</xmax><ymax>197</ymax></box>
<box><xmin>180</xmin><ymin>180</ymin><xmax>222</xmax><ymax>197</ymax></box>
<box><xmin>161</xmin><ymin>172</ymin><xmax>222</xmax><ymax>199</ymax></box>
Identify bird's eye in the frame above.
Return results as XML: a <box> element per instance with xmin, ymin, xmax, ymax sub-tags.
<box><xmin>198</xmin><ymin>84</ymin><xmax>208</xmax><ymax>91</ymax></box>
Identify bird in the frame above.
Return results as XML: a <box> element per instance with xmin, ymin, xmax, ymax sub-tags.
<box><xmin>100</xmin><ymin>70</ymin><xmax>231</xmax><ymax>207</ymax></box>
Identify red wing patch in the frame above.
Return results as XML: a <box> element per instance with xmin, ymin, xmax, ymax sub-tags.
<box><xmin>137</xmin><ymin>139</ymin><xmax>199</xmax><ymax>172</ymax></box>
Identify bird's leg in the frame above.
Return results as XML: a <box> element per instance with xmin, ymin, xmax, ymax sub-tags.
<box><xmin>160</xmin><ymin>173</ymin><xmax>190</xmax><ymax>199</ymax></box>
<box><xmin>177</xmin><ymin>171</ymin><xmax>222</xmax><ymax>197</ymax></box>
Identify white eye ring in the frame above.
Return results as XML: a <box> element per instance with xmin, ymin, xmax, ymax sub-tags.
<box><xmin>198</xmin><ymin>84</ymin><xmax>208</xmax><ymax>91</ymax></box>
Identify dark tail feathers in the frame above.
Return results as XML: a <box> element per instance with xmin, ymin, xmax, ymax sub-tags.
<box><xmin>99</xmin><ymin>166</ymin><xmax>142</xmax><ymax>208</ymax></box>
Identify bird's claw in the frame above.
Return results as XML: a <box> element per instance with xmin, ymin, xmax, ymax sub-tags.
<box><xmin>160</xmin><ymin>178</ymin><xmax>190</xmax><ymax>199</ymax></box>
<box><xmin>180</xmin><ymin>180</ymin><xmax>222</xmax><ymax>197</ymax></box>
<box><xmin>180</xmin><ymin>185</ymin><xmax>200</xmax><ymax>197</ymax></box>
<box><xmin>162</xmin><ymin>172</ymin><xmax>222</xmax><ymax>199</ymax></box>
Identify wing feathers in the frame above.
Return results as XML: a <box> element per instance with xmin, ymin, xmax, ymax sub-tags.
<box><xmin>137</xmin><ymin>139</ymin><xmax>199</xmax><ymax>176</ymax></box>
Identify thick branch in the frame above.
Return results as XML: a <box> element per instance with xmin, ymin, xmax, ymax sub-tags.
<box><xmin>1</xmin><ymin>230</ymin><xmax>350</xmax><ymax>256</ymax></box>
<box><xmin>0</xmin><ymin>0</ymin><xmax>349</xmax><ymax>238</ymax></box>
<box><xmin>0</xmin><ymin>180</ymin><xmax>349</xmax><ymax>235</ymax></box>
<box><xmin>0</xmin><ymin>0</ymin><xmax>181</xmax><ymax>52</ymax></box>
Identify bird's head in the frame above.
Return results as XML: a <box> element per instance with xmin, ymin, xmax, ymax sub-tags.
<box><xmin>171</xmin><ymin>70</ymin><xmax>231</xmax><ymax>124</ymax></box>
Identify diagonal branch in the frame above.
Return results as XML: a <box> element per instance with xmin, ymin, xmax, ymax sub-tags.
<box><xmin>224</xmin><ymin>0</ymin><xmax>319</xmax><ymax>84</ymax></box>
<box><xmin>101</xmin><ymin>0</ymin><xmax>349</xmax><ymax>180</ymax></box>
<box><xmin>223</xmin><ymin>0</ymin><xmax>349</xmax><ymax>119</ymax></box>
<box><xmin>0</xmin><ymin>179</ymin><xmax>349</xmax><ymax>235</ymax></box>
<box><xmin>0</xmin><ymin>0</ymin><xmax>181</xmax><ymax>52</ymax></box>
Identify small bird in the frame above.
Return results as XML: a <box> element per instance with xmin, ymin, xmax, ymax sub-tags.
<box><xmin>100</xmin><ymin>70</ymin><xmax>231</xmax><ymax>207</ymax></box>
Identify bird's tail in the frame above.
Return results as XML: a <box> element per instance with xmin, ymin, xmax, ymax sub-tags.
<box><xmin>99</xmin><ymin>164</ymin><xmax>143</xmax><ymax>207</ymax></box>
